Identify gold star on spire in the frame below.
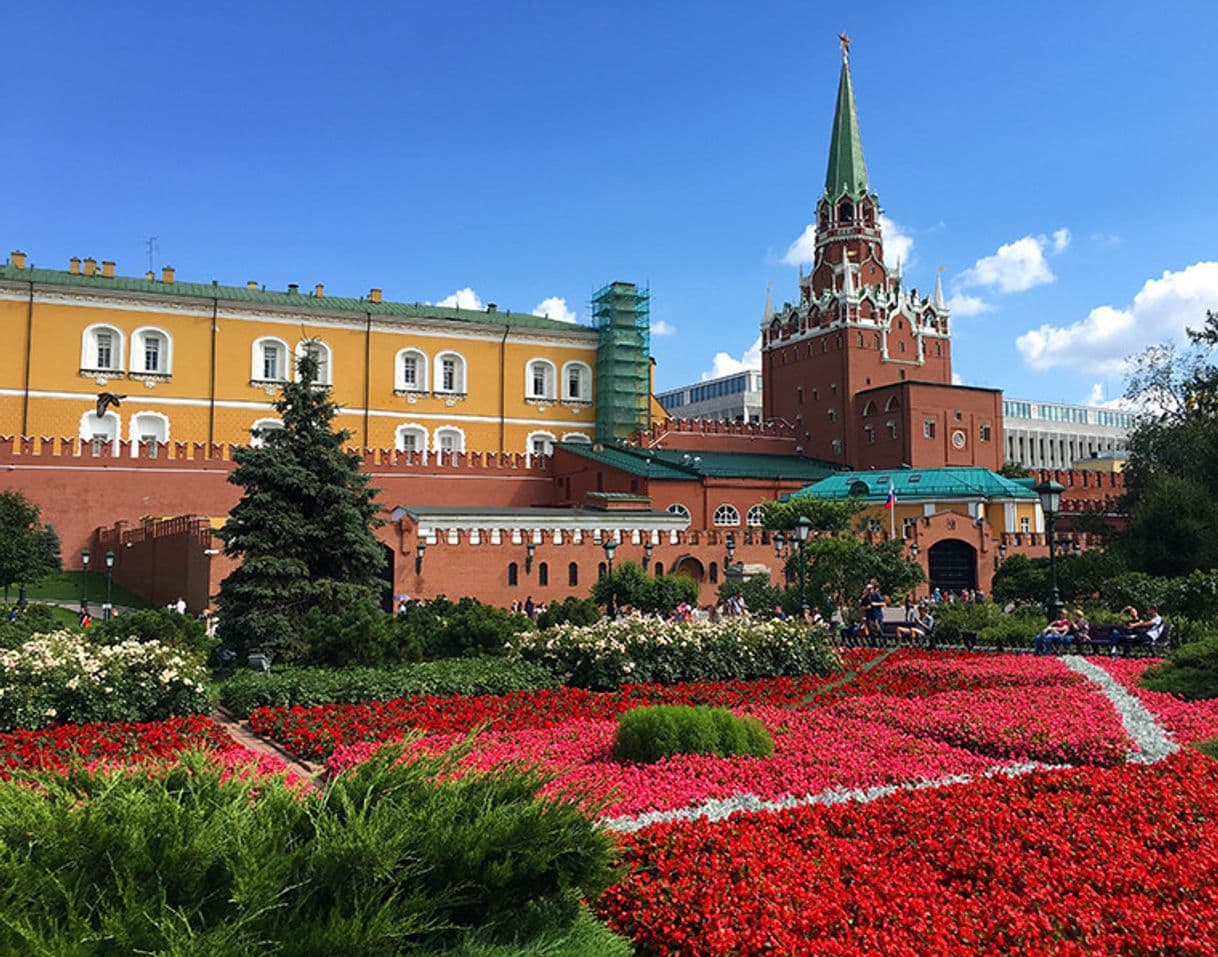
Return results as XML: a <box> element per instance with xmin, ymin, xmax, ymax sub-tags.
<box><xmin>838</xmin><ymin>31</ymin><xmax>851</xmax><ymax>59</ymax></box>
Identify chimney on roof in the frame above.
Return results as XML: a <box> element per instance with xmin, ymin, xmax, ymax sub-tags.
<box><xmin>314</xmin><ymin>283</ymin><xmax>324</xmax><ymax>298</ymax></box>
<box><xmin>486</xmin><ymin>303</ymin><xmax>497</xmax><ymax>312</ymax></box>
<box><xmin>101</xmin><ymin>261</ymin><xmax>115</xmax><ymax>278</ymax></box>
<box><xmin>83</xmin><ymin>258</ymin><xmax>98</xmax><ymax>277</ymax></box>
<box><xmin>287</xmin><ymin>283</ymin><xmax>299</xmax><ymax>295</ymax></box>
<box><xmin>161</xmin><ymin>266</ymin><xmax>175</xmax><ymax>284</ymax></box>
<box><xmin>368</xmin><ymin>288</ymin><xmax>383</xmax><ymax>304</ymax></box>
<box><xmin>69</xmin><ymin>257</ymin><xmax>81</xmax><ymax>275</ymax></box>
<box><xmin>247</xmin><ymin>281</ymin><xmax>257</xmax><ymax>290</ymax></box>
<box><xmin>10</xmin><ymin>251</ymin><xmax>26</xmax><ymax>270</ymax></box>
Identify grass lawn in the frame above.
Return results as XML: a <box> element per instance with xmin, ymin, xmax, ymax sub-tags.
<box><xmin>1194</xmin><ymin>739</ymin><xmax>1218</xmax><ymax>760</ymax></box>
<box><xmin>22</xmin><ymin>571</ymin><xmax>152</xmax><ymax>610</ymax></box>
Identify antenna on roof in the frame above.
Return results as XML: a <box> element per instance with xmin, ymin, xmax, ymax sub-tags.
<box><xmin>144</xmin><ymin>236</ymin><xmax>158</xmax><ymax>274</ymax></box>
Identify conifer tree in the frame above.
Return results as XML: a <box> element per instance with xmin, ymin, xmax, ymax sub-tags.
<box><xmin>216</xmin><ymin>350</ymin><xmax>385</xmax><ymax>660</ymax></box>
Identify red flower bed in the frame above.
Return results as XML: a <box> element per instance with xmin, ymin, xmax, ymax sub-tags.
<box><xmin>1093</xmin><ymin>657</ymin><xmax>1218</xmax><ymax>744</ymax></box>
<box><xmin>600</xmin><ymin>751</ymin><xmax>1218</xmax><ymax>955</ymax></box>
<box><xmin>249</xmin><ymin>672</ymin><xmax>858</xmax><ymax>762</ymax></box>
<box><xmin>0</xmin><ymin>715</ymin><xmax>233</xmax><ymax>777</ymax></box>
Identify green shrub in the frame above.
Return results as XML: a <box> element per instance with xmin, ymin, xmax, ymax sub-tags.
<box><xmin>536</xmin><ymin>596</ymin><xmax>602</xmax><ymax>629</ymax></box>
<box><xmin>393</xmin><ymin>597</ymin><xmax>535</xmax><ymax>660</ymax></box>
<box><xmin>0</xmin><ymin>631</ymin><xmax>209</xmax><ymax>731</ymax></box>
<box><xmin>1100</xmin><ymin>572</ymin><xmax>1171</xmax><ymax>615</ymax></box>
<box><xmin>975</xmin><ymin>611</ymin><xmax>1050</xmax><ymax>650</ymax></box>
<box><xmin>0</xmin><ymin>604</ymin><xmax>67</xmax><ymax>649</ymax></box>
<box><xmin>301</xmin><ymin>598</ymin><xmax>422</xmax><ymax>667</ymax></box>
<box><xmin>1142</xmin><ymin>633</ymin><xmax>1218</xmax><ymax>700</ymax></box>
<box><xmin>589</xmin><ymin>561</ymin><xmax>699</xmax><ymax>615</ymax></box>
<box><xmin>221</xmin><ymin>657</ymin><xmax>558</xmax><ymax>718</ymax></box>
<box><xmin>0</xmin><ymin>746</ymin><xmax>618</xmax><ymax>954</ymax></box>
<box><xmin>930</xmin><ymin>602</ymin><xmax>1006</xmax><ymax>645</ymax></box>
<box><xmin>612</xmin><ymin>704</ymin><xmax>773</xmax><ymax>764</ymax></box>
<box><xmin>512</xmin><ymin>618</ymin><xmax>840</xmax><ymax>690</ymax></box>
<box><xmin>89</xmin><ymin>608</ymin><xmax>216</xmax><ymax>661</ymax></box>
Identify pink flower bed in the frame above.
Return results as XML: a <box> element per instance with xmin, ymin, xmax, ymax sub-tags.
<box><xmin>1093</xmin><ymin>658</ymin><xmax>1218</xmax><ymax>744</ymax></box>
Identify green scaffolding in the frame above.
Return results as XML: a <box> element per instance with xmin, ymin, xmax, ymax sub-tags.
<box><xmin>592</xmin><ymin>281</ymin><xmax>651</xmax><ymax>443</ymax></box>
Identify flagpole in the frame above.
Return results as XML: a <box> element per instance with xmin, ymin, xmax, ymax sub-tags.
<box><xmin>889</xmin><ymin>479</ymin><xmax>896</xmax><ymax>541</ymax></box>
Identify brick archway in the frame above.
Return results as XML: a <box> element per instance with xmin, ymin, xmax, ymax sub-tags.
<box><xmin>672</xmin><ymin>555</ymin><xmax>706</xmax><ymax>583</ymax></box>
<box><xmin>928</xmin><ymin>539</ymin><xmax>977</xmax><ymax>593</ymax></box>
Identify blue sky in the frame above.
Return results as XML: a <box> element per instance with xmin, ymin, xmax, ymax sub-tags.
<box><xmin>5</xmin><ymin>1</ymin><xmax>1217</xmax><ymax>405</ymax></box>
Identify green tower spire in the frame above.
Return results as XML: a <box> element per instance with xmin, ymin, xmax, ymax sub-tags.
<box><xmin>824</xmin><ymin>34</ymin><xmax>870</xmax><ymax>200</ymax></box>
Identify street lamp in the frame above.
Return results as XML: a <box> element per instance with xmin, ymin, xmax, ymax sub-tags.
<box><xmin>997</xmin><ymin>540</ymin><xmax>1007</xmax><ymax>572</ymax></box>
<box><xmin>103</xmin><ymin>550</ymin><xmax>115</xmax><ymax>622</ymax></box>
<box><xmin>80</xmin><ymin>548</ymin><xmax>90</xmax><ymax>610</ymax></box>
<box><xmin>773</xmin><ymin>530</ymin><xmax>785</xmax><ymax>556</ymax></box>
<box><xmin>525</xmin><ymin>540</ymin><xmax>536</xmax><ymax>574</ymax></box>
<box><xmin>725</xmin><ymin>532</ymin><xmax>736</xmax><ymax>569</ymax></box>
<box><xmin>602</xmin><ymin>539</ymin><xmax>617</xmax><ymax>619</ymax></box>
<box><xmin>1035</xmin><ymin>479</ymin><xmax>1065</xmax><ymax>621</ymax></box>
<box><xmin>792</xmin><ymin>515</ymin><xmax>813</xmax><ymax>615</ymax></box>
<box><xmin>910</xmin><ymin>542</ymin><xmax>920</xmax><ymax>560</ymax></box>
<box><xmin>642</xmin><ymin>541</ymin><xmax>654</xmax><ymax>571</ymax></box>
<box><xmin>415</xmin><ymin>541</ymin><xmax>426</xmax><ymax>574</ymax></box>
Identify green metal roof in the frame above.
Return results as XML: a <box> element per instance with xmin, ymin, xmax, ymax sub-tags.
<box><xmin>793</xmin><ymin>467</ymin><xmax>1040</xmax><ymax>502</ymax></box>
<box><xmin>555</xmin><ymin>442</ymin><xmax>840</xmax><ymax>483</ymax></box>
<box><xmin>824</xmin><ymin>52</ymin><xmax>870</xmax><ymax>200</ymax></box>
<box><xmin>0</xmin><ymin>262</ymin><xmax>591</xmax><ymax>334</ymax></box>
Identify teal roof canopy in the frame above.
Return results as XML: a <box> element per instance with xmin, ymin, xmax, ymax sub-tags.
<box><xmin>789</xmin><ymin>467</ymin><xmax>1040</xmax><ymax>503</ymax></box>
<box><xmin>556</xmin><ymin>443</ymin><xmax>840</xmax><ymax>483</ymax></box>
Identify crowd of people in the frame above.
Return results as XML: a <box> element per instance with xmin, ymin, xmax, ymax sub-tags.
<box><xmin>1035</xmin><ymin>603</ymin><xmax>1165</xmax><ymax>656</ymax></box>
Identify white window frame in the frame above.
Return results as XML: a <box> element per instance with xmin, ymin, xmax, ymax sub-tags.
<box><xmin>713</xmin><ymin>504</ymin><xmax>741</xmax><ymax>527</ymax></box>
<box><xmin>394</xmin><ymin>348</ymin><xmax>428</xmax><ymax>393</ymax></box>
<box><xmin>746</xmin><ymin>504</ymin><xmax>765</xmax><ymax>527</ymax></box>
<box><xmin>251</xmin><ymin>337</ymin><xmax>290</xmax><ymax>383</ymax></box>
<box><xmin>434</xmin><ymin>426</ymin><xmax>465</xmax><ymax>454</ymax></box>
<box><xmin>666</xmin><ymin>503</ymin><xmax>691</xmax><ymax>519</ymax></box>
<box><xmin>394</xmin><ymin>424</ymin><xmax>428</xmax><ymax>454</ymax></box>
<box><xmin>128</xmin><ymin>411</ymin><xmax>169</xmax><ymax>456</ymax></box>
<box><xmin>526</xmin><ymin>358</ymin><xmax>557</xmax><ymax>400</ymax></box>
<box><xmin>526</xmin><ymin>430</ymin><xmax>556</xmax><ymax>457</ymax></box>
<box><xmin>249</xmin><ymin>418</ymin><xmax>284</xmax><ymax>447</ymax></box>
<box><xmin>79</xmin><ymin>409</ymin><xmax>121</xmax><ymax>453</ymax></box>
<box><xmin>561</xmin><ymin>360</ymin><xmax>593</xmax><ymax>402</ymax></box>
<box><xmin>434</xmin><ymin>352</ymin><xmax>467</xmax><ymax>395</ymax></box>
<box><xmin>295</xmin><ymin>340</ymin><xmax>332</xmax><ymax>385</ymax></box>
<box><xmin>130</xmin><ymin>326</ymin><xmax>173</xmax><ymax>376</ymax></box>
<box><xmin>81</xmin><ymin>324</ymin><xmax>125</xmax><ymax>373</ymax></box>
<box><xmin>561</xmin><ymin>432</ymin><xmax>592</xmax><ymax>444</ymax></box>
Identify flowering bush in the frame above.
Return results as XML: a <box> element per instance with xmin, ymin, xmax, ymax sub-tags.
<box><xmin>510</xmin><ymin>618</ymin><xmax>841</xmax><ymax>689</ymax></box>
<box><xmin>0</xmin><ymin>631</ymin><xmax>210</xmax><ymax>731</ymax></box>
<box><xmin>599</xmin><ymin>752</ymin><xmax>1218</xmax><ymax>954</ymax></box>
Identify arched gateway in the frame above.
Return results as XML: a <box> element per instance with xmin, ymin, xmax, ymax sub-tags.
<box><xmin>927</xmin><ymin>539</ymin><xmax>977</xmax><ymax>593</ymax></box>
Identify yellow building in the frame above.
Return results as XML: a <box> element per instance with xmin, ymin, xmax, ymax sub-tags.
<box><xmin>0</xmin><ymin>252</ymin><xmax>658</xmax><ymax>453</ymax></box>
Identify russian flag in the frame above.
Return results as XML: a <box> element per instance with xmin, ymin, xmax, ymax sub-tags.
<box><xmin>885</xmin><ymin>482</ymin><xmax>896</xmax><ymax>510</ymax></box>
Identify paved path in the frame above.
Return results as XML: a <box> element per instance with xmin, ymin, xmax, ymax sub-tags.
<box><xmin>1060</xmin><ymin>655</ymin><xmax>1179</xmax><ymax>764</ymax></box>
<box><xmin>213</xmin><ymin>706</ymin><xmax>322</xmax><ymax>781</ymax></box>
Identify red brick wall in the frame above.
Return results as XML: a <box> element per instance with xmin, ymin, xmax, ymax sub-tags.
<box><xmin>849</xmin><ymin>383</ymin><xmax>1004</xmax><ymax>471</ymax></box>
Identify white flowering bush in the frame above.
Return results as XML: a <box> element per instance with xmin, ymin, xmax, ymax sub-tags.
<box><xmin>0</xmin><ymin>631</ymin><xmax>210</xmax><ymax>731</ymax></box>
<box><xmin>509</xmin><ymin>618</ymin><xmax>841</xmax><ymax>690</ymax></box>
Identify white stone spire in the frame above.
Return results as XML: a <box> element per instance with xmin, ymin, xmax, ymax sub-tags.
<box><xmin>763</xmin><ymin>281</ymin><xmax>775</xmax><ymax>322</ymax></box>
<box><xmin>933</xmin><ymin>266</ymin><xmax>946</xmax><ymax>310</ymax></box>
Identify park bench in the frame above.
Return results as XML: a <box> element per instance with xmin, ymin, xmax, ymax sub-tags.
<box><xmin>1075</xmin><ymin>622</ymin><xmax>1172</xmax><ymax>657</ymax></box>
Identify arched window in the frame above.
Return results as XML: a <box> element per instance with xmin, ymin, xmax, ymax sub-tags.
<box><xmin>653</xmin><ymin>561</ymin><xmax>663</xmax><ymax>577</ymax></box>
<box><xmin>538</xmin><ymin>562</ymin><xmax>549</xmax><ymax>586</ymax></box>
<box><xmin>561</xmin><ymin>432</ymin><xmax>592</xmax><ymax>444</ymax></box>
<box><xmin>294</xmin><ymin>340</ymin><xmax>332</xmax><ymax>385</ymax></box>
<box><xmin>562</xmin><ymin>361</ymin><xmax>593</xmax><ymax>401</ymax></box>
<box><xmin>526</xmin><ymin>359</ymin><xmax>557</xmax><ymax>400</ymax></box>
<box><xmin>395</xmin><ymin>348</ymin><xmax>428</xmax><ymax>393</ymax></box>
<box><xmin>884</xmin><ymin>396</ymin><xmax>900</xmax><ymax>412</ymax></box>
<box><xmin>434</xmin><ymin>426</ymin><xmax>464</xmax><ymax>454</ymax></box>
<box><xmin>838</xmin><ymin>201</ymin><xmax>854</xmax><ymax>223</ymax></box>
<box><xmin>81</xmin><ymin>324</ymin><xmax>124</xmax><ymax>373</ymax></box>
<box><xmin>862</xmin><ymin>400</ymin><xmax>876</xmax><ymax>417</ymax></box>
<box><xmin>252</xmin><ymin>337</ymin><xmax>289</xmax><ymax>383</ymax></box>
<box><xmin>249</xmin><ymin>418</ymin><xmax>283</xmax><ymax>447</ymax></box>
<box><xmin>568</xmin><ymin>562</ymin><xmax>579</xmax><ymax>587</ymax></box>
<box><xmin>79</xmin><ymin>409</ymin><xmax>120</xmax><ymax>454</ymax></box>
<box><xmin>131</xmin><ymin>327</ymin><xmax>172</xmax><ymax>376</ymax></box>
<box><xmin>129</xmin><ymin>411</ymin><xmax>169</xmax><ymax>456</ymax></box>
<box><xmin>666</xmin><ymin>504</ymin><xmax>691</xmax><ymax>519</ymax></box>
<box><xmin>435</xmin><ymin>352</ymin><xmax>466</xmax><ymax>394</ymax></box>
<box><xmin>507</xmin><ymin>562</ymin><xmax>518</xmax><ymax>587</ymax></box>
<box><xmin>713</xmin><ymin>504</ymin><xmax>740</xmax><ymax>527</ymax></box>
<box><xmin>527</xmin><ymin>431</ymin><xmax>556</xmax><ymax>456</ymax></box>
<box><xmin>746</xmin><ymin>504</ymin><xmax>765</xmax><ymax>527</ymax></box>
<box><xmin>709</xmin><ymin>561</ymin><xmax>719</xmax><ymax>584</ymax></box>
<box><xmin>395</xmin><ymin>424</ymin><xmax>428</xmax><ymax>453</ymax></box>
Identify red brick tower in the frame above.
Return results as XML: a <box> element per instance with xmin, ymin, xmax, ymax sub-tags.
<box><xmin>762</xmin><ymin>37</ymin><xmax>1001</xmax><ymax>470</ymax></box>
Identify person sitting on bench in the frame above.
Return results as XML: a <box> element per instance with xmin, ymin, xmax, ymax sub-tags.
<box><xmin>1113</xmin><ymin>603</ymin><xmax>1163</xmax><ymax>655</ymax></box>
<box><xmin>1069</xmin><ymin>608</ymin><xmax>1089</xmax><ymax>649</ymax></box>
<box><xmin>895</xmin><ymin>608</ymin><xmax>934</xmax><ymax>645</ymax></box>
<box><xmin>1035</xmin><ymin>609</ymin><xmax>1071</xmax><ymax>655</ymax></box>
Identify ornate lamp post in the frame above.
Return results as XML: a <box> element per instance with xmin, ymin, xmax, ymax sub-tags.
<box><xmin>80</xmin><ymin>548</ymin><xmax>90</xmax><ymax>610</ymax></box>
<box><xmin>724</xmin><ymin>532</ymin><xmax>736</xmax><ymax>570</ymax></box>
<box><xmin>642</xmin><ymin>541</ymin><xmax>654</xmax><ymax>571</ymax></box>
<box><xmin>525</xmin><ymin>540</ymin><xmax>536</xmax><ymax>574</ymax></box>
<box><xmin>414</xmin><ymin>541</ymin><xmax>426</xmax><ymax>574</ymax></box>
<box><xmin>793</xmin><ymin>515</ymin><xmax>813</xmax><ymax>615</ymax></box>
<box><xmin>103</xmin><ymin>550</ymin><xmax>115</xmax><ymax>622</ymax></box>
<box><xmin>603</xmin><ymin>539</ymin><xmax>617</xmax><ymax>619</ymax></box>
<box><xmin>1035</xmin><ymin>479</ymin><xmax>1065</xmax><ymax>621</ymax></box>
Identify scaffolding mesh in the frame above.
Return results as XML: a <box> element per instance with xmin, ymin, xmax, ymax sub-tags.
<box><xmin>592</xmin><ymin>281</ymin><xmax>651</xmax><ymax>443</ymax></box>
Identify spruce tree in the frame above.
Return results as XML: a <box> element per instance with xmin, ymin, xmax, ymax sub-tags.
<box><xmin>216</xmin><ymin>350</ymin><xmax>385</xmax><ymax>661</ymax></box>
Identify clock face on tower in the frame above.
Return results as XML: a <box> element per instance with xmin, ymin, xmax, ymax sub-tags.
<box><xmin>952</xmin><ymin>430</ymin><xmax>966</xmax><ymax>449</ymax></box>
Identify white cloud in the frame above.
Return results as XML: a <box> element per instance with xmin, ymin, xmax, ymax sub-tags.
<box><xmin>1090</xmin><ymin>232</ymin><xmax>1122</xmax><ymax>246</ymax></box>
<box><xmin>958</xmin><ymin>232</ymin><xmax>1063</xmax><ymax>293</ymax></box>
<box><xmin>650</xmin><ymin>319</ymin><xmax>677</xmax><ymax>337</ymax></box>
<box><xmin>946</xmin><ymin>293</ymin><xmax>995</xmax><ymax>317</ymax></box>
<box><xmin>434</xmin><ymin>287</ymin><xmax>483</xmax><ymax>310</ymax></box>
<box><xmin>532</xmin><ymin>296</ymin><xmax>577</xmax><ymax>323</ymax></box>
<box><xmin>878</xmin><ymin>214</ymin><xmax>913</xmax><ymax>271</ymax></box>
<box><xmin>780</xmin><ymin>215</ymin><xmax>914</xmax><ymax>272</ymax></box>
<box><xmin>702</xmin><ymin>335</ymin><xmax>762</xmax><ymax>380</ymax></box>
<box><xmin>951</xmin><ymin>372</ymin><xmax>964</xmax><ymax>385</ymax></box>
<box><xmin>1016</xmin><ymin>261</ymin><xmax>1218</xmax><ymax>375</ymax></box>
<box><xmin>781</xmin><ymin>225</ymin><xmax>816</xmax><ymax>267</ymax></box>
